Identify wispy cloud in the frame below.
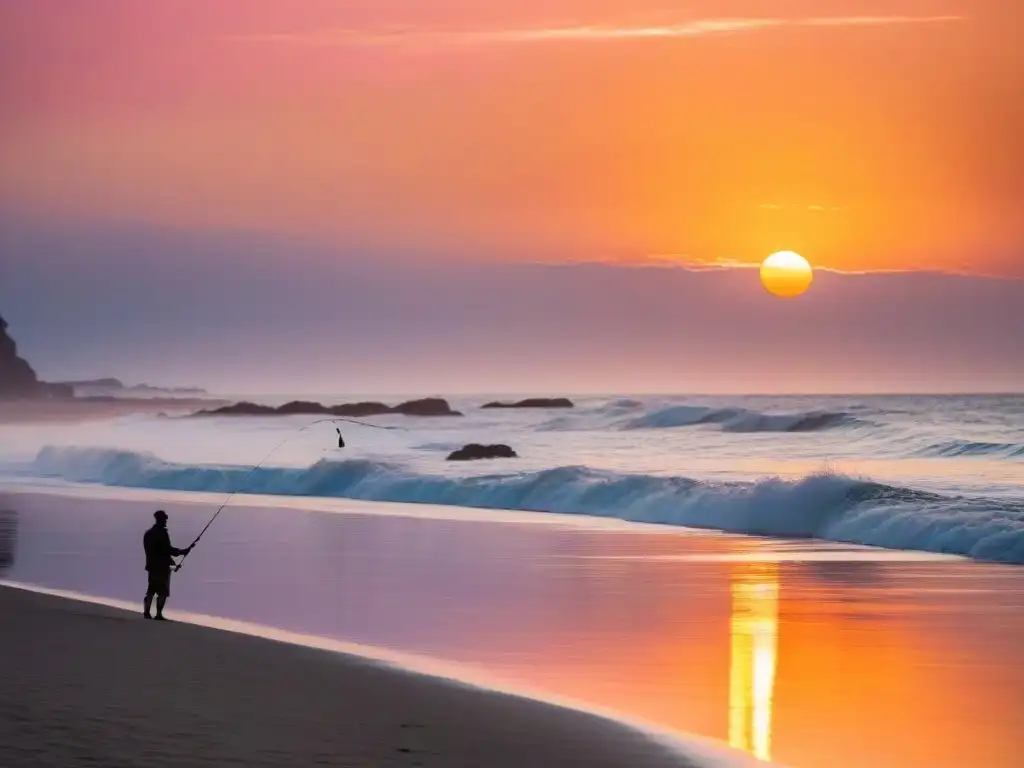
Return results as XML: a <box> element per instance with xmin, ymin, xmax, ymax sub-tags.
<box><xmin>631</xmin><ymin>254</ymin><xmax>762</xmax><ymax>271</ymax></box>
<box><xmin>229</xmin><ymin>15</ymin><xmax>963</xmax><ymax>49</ymax></box>
<box><xmin>556</xmin><ymin>253</ymin><xmax>1019</xmax><ymax>280</ymax></box>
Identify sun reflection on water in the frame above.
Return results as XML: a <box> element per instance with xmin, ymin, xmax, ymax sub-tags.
<box><xmin>729</xmin><ymin>562</ymin><xmax>780</xmax><ymax>761</ymax></box>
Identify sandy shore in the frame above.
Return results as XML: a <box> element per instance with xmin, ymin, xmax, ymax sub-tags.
<box><xmin>5</xmin><ymin>487</ymin><xmax>1021</xmax><ymax>766</ymax></box>
<box><xmin>0</xmin><ymin>586</ymin><xmax>694</xmax><ymax>768</ymax></box>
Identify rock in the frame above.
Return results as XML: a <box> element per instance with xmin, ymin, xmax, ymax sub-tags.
<box><xmin>0</xmin><ymin>315</ymin><xmax>41</xmax><ymax>398</ymax></box>
<box><xmin>57</xmin><ymin>377</ymin><xmax>125</xmax><ymax>390</ymax></box>
<box><xmin>195</xmin><ymin>397</ymin><xmax>462</xmax><ymax>418</ymax></box>
<box><xmin>481</xmin><ymin>398</ymin><xmax>574</xmax><ymax>409</ymax></box>
<box><xmin>56</xmin><ymin>378</ymin><xmax>208</xmax><ymax>397</ymax></box>
<box><xmin>276</xmin><ymin>400</ymin><xmax>333</xmax><ymax>415</ymax></box>
<box><xmin>329</xmin><ymin>402</ymin><xmax>394</xmax><ymax>417</ymax></box>
<box><xmin>195</xmin><ymin>401</ymin><xmax>279</xmax><ymax>416</ymax></box>
<box><xmin>126</xmin><ymin>383</ymin><xmax>207</xmax><ymax>395</ymax></box>
<box><xmin>0</xmin><ymin>315</ymin><xmax>72</xmax><ymax>400</ymax></box>
<box><xmin>447</xmin><ymin>443</ymin><xmax>518</xmax><ymax>461</ymax></box>
<box><xmin>394</xmin><ymin>398</ymin><xmax>463</xmax><ymax>417</ymax></box>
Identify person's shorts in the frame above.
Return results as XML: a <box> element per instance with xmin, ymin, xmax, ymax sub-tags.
<box><xmin>147</xmin><ymin>568</ymin><xmax>171</xmax><ymax>597</ymax></box>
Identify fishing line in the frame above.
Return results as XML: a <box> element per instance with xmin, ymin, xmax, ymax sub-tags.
<box><xmin>174</xmin><ymin>417</ymin><xmax>407</xmax><ymax>572</ymax></box>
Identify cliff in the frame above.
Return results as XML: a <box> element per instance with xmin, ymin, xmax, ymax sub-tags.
<box><xmin>0</xmin><ymin>315</ymin><xmax>73</xmax><ymax>400</ymax></box>
<box><xmin>0</xmin><ymin>315</ymin><xmax>41</xmax><ymax>398</ymax></box>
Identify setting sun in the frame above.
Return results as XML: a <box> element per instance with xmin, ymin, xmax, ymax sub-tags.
<box><xmin>760</xmin><ymin>251</ymin><xmax>814</xmax><ymax>298</ymax></box>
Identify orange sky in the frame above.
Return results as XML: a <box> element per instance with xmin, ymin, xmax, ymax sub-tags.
<box><xmin>1</xmin><ymin>0</ymin><xmax>1021</xmax><ymax>275</ymax></box>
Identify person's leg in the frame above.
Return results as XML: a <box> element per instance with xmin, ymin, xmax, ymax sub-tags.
<box><xmin>144</xmin><ymin>572</ymin><xmax>156</xmax><ymax>618</ymax></box>
<box><xmin>154</xmin><ymin>570</ymin><xmax>171</xmax><ymax>619</ymax></box>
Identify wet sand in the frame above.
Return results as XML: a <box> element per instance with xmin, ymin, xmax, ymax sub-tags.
<box><xmin>3</xmin><ymin>485</ymin><xmax>1023</xmax><ymax>767</ymax></box>
<box><xmin>0</xmin><ymin>585</ymin><xmax>696</xmax><ymax>768</ymax></box>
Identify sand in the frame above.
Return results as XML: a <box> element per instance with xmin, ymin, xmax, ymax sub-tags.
<box><xmin>0</xmin><ymin>586</ymin><xmax>694</xmax><ymax>768</ymax></box>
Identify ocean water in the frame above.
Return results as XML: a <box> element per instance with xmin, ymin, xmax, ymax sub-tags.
<box><xmin>1</xmin><ymin>394</ymin><xmax>1023</xmax><ymax>564</ymax></box>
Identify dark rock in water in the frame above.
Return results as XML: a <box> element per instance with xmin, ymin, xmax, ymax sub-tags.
<box><xmin>394</xmin><ymin>397</ymin><xmax>463</xmax><ymax>417</ymax></box>
<box><xmin>481</xmin><ymin>398</ymin><xmax>574</xmax><ymax>409</ymax></box>
<box><xmin>329</xmin><ymin>401</ymin><xmax>395</xmax><ymax>417</ymax></box>
<box><xmin>195</xmin><ymin>397</ymin><xmax>462</xmax><ymax>418</ymax></box>
<box><xmin>277</xmin><ymin>400</ymin><xmax>332</xmax><ymax>415</ymax></box>
<box><xmin>195</xmin><ymin>401</ymin><xmax>279</xmax><ymax>416</ymax></box>
<box><xmin>447</xmin><ymin>443</ymin><xmax>518</xmax><ymax>461</ymax></box>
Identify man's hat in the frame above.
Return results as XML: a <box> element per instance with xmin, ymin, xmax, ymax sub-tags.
<box><xmin>154</xmin><ymin>510</ymin><xmax>168</xmax><ymax>521</ymax></box>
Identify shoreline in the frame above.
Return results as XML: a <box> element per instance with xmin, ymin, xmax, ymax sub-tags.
<box><xmin>3</xmin><ymin>486</ymin><xmax>1021</xmax><ymax>766</ymax></box>
<box><xmin>0</xmin><ymin>479</ymin><xmax>750</xmax><ymax>535</ymax></box>
<box><xmin>1</xmin><ymin>480</ymin><xmax>969</xmax><ymax>566</ymax></box>
<box><xmin>0</xmin><ymin>582</ymin><xmax>761</xmax><ymax>768</ymax></box>
<box><xmin>0</xmin><ymin>476</ymin><xmax>980</xmax><ymax>565</ymax></box>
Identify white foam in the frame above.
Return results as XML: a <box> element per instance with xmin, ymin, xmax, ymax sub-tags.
<box><xmin>22</xmin><ymin>446</ymin><xmax>1024</xmax><ymax>564</ymax></box>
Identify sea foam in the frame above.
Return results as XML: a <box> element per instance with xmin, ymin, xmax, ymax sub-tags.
<box><xmin>30</xmin><ymin>446</ymin><xmax>1024</xmax><ymax>565</ymax></box>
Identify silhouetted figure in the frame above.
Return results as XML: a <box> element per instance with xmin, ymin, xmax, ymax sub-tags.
<box><xmin>336</xmin><ymin>427</ymin><xmax>345</xmax><ymax>448</ymax></box>
<box><xmin>143</xmin><ymin>510</ymin><xmax>191</xmax><ymax>620</ymax></box>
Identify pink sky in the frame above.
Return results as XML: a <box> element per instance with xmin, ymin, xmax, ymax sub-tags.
<box><xmin>1</xmin><ymin>0</ymin><xmax>1021</xmax><ymax>275</ymax></box>
<box><xmin>0</xmin><ymin>2</ymin><xmax>1021</xmax><ymax>392</ymax></box>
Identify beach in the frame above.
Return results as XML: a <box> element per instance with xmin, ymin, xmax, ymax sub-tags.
<box><xmin>2</xmin><ymin>484</ymin><xmax>1023</xmax><ymax>767</ymax></box>
<box><xmin>5</xmin><ymin>3</ymin><xmax>1023</xmax><ymax>763</ymax></box>
<box><xmin>1</xmin><ymin>585</ymin><xmax>697</xmax><ymax>768</ymax></box>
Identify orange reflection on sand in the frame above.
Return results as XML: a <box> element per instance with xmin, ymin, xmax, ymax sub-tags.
<box><xmin>729</xmin><ymin>562</ymin><xmax>779</xmax><ymax>761</ymax></box>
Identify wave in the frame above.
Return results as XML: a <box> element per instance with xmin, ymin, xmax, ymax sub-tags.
<box><xmin>537</xmin><ymin>402</ymin><xmax>870</xmax><ymax>433</ymax></box>
<box><xmin>604</xmin><ymin>398</ymin><xmax>645</xmax><ymax>411</ymax></box>
<box><xmin>536</xmin><ymin>398</ymin><xmax>646</xmax><ymax>432</ymax></box>
<box><xmin>624</xmin><ymin>405</ymin><xmax>869</xmax><ymax>433</ymax></box>
<box><xmin>29</xmin><ymin>446</ymin><xmax>1024</xmax><ymax>565</ymax></box>
<box><xmin>916</xmin><ymin>440</ymin><xmax>1024</xmax><ymax>459</ymax></box>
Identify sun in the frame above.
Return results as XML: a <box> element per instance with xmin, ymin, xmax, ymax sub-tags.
<box><xmin>760</xmin><ymin>251</ymin><xmax>814</xmax><ymax>298</ymax></box>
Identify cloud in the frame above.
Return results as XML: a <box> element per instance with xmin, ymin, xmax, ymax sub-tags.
<box><xmin>226</xmin><ymin>15</ymin><xmax>963</xmax><ymax>49</ymax></box>
<box><xmin>587</xmin><ymin>254</ymin><xmax>1021</xmax><ymax>281</ymax></box>
<box><xmin>2</xmin><ymin>217</ymin><xmax>1020</xmax><ymax>395</ymax></box>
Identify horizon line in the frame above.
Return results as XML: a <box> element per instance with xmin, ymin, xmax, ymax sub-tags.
<box><xmin>195</xmin><ymin>390</ymin><xmax>1024</xmax><ymax>399</ymax></box>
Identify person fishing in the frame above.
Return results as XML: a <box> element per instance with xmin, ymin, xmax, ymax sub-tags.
<box><xmin>336</xmin><ymin>427</ymin><xmax>345</xmax><ymax>448</ymax></box>
<box><xmin>143</xmin><ymin>510</ymin><xmax>191</xmax><ymax>620</ymax></box>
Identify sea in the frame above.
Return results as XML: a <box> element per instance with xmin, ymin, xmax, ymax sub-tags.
<box><xmin>2</xmin><ymin>393</ymin><xmax>1022</xmax><ymax>565</ymax></box>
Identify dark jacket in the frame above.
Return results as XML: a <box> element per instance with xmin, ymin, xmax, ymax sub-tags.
<box><xmin>143</xmin><ymin>524</ymin><xmax>185</xmax><ymax>571</ymax></box>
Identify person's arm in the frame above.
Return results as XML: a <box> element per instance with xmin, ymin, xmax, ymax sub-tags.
<box><xmin>158</xmin><ymin>529</ymin><xmax>190</xmax><ymax>558</ymax></box>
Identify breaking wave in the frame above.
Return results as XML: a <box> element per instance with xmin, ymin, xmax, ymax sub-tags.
<box><xmin>29</xmin><ymin>446</ymin><xmax>1024</xmax><ymax>565</ymax></box>
<box><xmin>624</xmin><ymin>405</ymin><xmax>868</xmax><ymax>432</ymax></box>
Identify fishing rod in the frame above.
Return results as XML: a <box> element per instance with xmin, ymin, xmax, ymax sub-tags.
<box><xmin>173</xmin><ymin>416</ymin><xmax>405</xmax><ymax>572</ymax></box>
